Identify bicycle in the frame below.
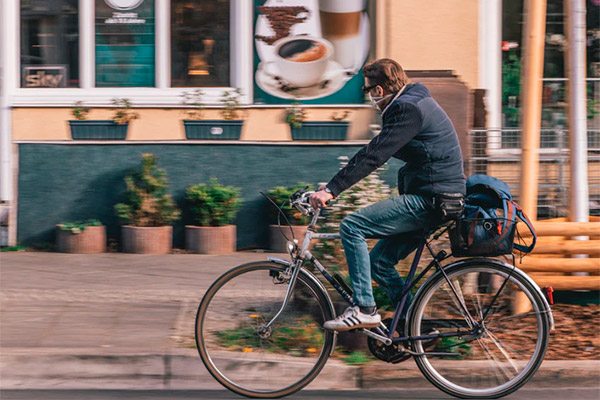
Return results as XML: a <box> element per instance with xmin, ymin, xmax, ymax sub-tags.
<box><xmin>195</xmin><ymin>189</ymin><xmax>554</xmax><ymax>399</ymax></box>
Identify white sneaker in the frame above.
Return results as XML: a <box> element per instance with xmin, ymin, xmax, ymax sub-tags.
<box><xmin>323</xmin><ymin>306</ymin><xmax>381</xmax><ymax>331</ymax></box>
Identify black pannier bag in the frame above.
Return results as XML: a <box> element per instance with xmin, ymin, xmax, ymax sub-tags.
<box><xmin>449</xmin><ymin>175</ymin><xmax>537</xmax><ymax>257</ymax></box>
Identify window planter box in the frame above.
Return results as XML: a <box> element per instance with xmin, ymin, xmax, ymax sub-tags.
<box><xmin>291</xmin><ymin>121</ymin><xmax>349</xmax><ymax>141</ymax></box>
<box><xmin>183</xmin><ymin>120</ymin><xmax>243</xmax><ymax>140</ymax></box>
<box><xmin>69</xmin><ymin>121</ymin><xmax>128</xmax><ymax>140</ymax></box>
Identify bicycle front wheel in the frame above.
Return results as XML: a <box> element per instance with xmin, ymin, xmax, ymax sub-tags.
<box><xmin>195</xmin><ymin>261</ymin><xmax>335</xmax><ymax>398</ymax></box>
<box><xmin>408</xmin><ymin>259</ymin><xmax>550</xmax><ymax>399</ymax></box>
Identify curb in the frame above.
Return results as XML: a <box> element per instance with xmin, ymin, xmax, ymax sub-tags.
<box><xmin>0</xmin><ymin>353</ymin><xmax>356</xmax><ymax>390</ymax></box>
<box><xmin>1</xmin><ymin>353</ymin><xmax>599</xmax><ymax>390</ymax></box>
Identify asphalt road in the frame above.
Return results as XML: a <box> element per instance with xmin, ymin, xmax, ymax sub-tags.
<box><xmin>1</xmin><ymin>388</ymin><xmax>600</xmax><ymax>400</ymax></box>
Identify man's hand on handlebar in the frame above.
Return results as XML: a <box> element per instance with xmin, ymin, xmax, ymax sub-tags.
<box><xmin>309</xmin><ymin>187</ymin><xmax>333</xmax><ymax>209</ymax></box>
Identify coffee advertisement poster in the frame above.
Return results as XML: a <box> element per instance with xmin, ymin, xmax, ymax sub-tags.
<box><xmin>253</xmin><ymin>0</ymin><xmax>370</xmax><ymax>104</ymax></box>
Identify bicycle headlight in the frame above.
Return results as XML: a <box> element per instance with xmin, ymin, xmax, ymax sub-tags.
<box><xmin>286</xmin><ymin>240</ymin><xmax>296</xmax><ymax>254</ymax></box>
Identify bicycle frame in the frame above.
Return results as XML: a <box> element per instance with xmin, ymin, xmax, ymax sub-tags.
<box><xmin>264</xmin><ymin>203</ymin><xmax>509</xmax><ymax>348</ymax></box>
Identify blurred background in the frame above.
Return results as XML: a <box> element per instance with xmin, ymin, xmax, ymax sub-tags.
<box><xmin>0</xmin><ymin>1</ymin><xmax>599</xmax><ymax>396</ymax></box>
<box><xmin>0</xmin><ymin>0</ymin><xmax>598</xmax><ymax>249</ymax></box>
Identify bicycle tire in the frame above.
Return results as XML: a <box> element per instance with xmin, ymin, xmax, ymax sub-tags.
<box><xmin>407</xmin><ymin>258</ymin><xmax>551</xmax><ymax>399</ymax></box>
<box><xmin>195</xmin><ymin>261</ymin><xmax>335</xmax><ymax>398</ymax></box>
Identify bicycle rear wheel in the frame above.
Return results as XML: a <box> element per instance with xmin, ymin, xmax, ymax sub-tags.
<box><xmin>408</xmin><ymin>259</ymin><xmax>551</xmax><ymax>399</ymax></box>
<box><xmin>195</xmin><ymin>261</ymin><xmax>335</xmax><ymax>398</ymax></box>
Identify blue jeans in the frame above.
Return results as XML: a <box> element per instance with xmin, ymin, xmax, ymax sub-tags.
<box><xmin>339</xmin><ymin>194</ymin><xmax>437</xmax><ymax>309</ymax></box>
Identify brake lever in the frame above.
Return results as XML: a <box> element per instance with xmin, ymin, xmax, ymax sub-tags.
<box><xmin>290</xmin><ymin>186</ymin><xmax>310</xmax><ymax>203</ymax></box>
<box><xmin>295</xmin><ymin>203</ymin><xmax>309</xmax><ymax>215</ymax></box>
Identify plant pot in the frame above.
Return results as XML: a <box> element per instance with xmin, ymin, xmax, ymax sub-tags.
<box><xmin>69</xmin><ymin>121</ymin><xmax>128</xmax><ymax>140</ymax></box>
<box><xmin>269</xmin><ymin>224</ymin><xmax>308</xmax><ymax>253</ymax></box>
<box><xmin>186</xmin><ymin>225</ymin><xmax>236</xmax><ymax>254</ymax></box>
<box><xmin>121</xmin><ymin>225</ymin><xmax>172</xmax><ymax>254</ymax></box>
<box><xmin>291</xmin><ymin>121</ymin><xmax>349</xmax><ymax>141</ymax></box>
<box><xmin>183</xmin><ymin>120</ymin><xmax>243</xmax><ymax>140</ymax></box>
<box><xmin>56</xmin><ymin>225</ymin><xmax>107</xmax><ymax>253</ymax></box>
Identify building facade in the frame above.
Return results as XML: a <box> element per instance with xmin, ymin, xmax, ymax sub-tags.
<box><xmin>0</xmin><ymin>0</ymin><xmax>598</xmax><ymax>248</ymax></box>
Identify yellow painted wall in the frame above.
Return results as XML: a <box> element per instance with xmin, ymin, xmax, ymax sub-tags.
<box><xmin>12</xmin><ymin>107</ymin><xmax>374</xmax><ymax>141</ymax></box>
<box><xmin>11</xmin><ymin>1</ymin><xmax>480</xmax><ymax>142</ymax></box>
<box><xmin>376</xmin><ymin>0</ymin><xmax>479</xmax><ymax>89</ymax></box>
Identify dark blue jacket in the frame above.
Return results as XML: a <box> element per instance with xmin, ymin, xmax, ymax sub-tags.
<box><xmin>327</xmin><ymin>83</ymin><xmax>466</xmax><ymax>198</ymax></box>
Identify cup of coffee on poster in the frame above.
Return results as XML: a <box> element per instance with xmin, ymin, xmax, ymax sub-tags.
<box><xmin>319</xmin><ymin>0</ymin><xmax>366</xmax><ymax>70</ymax></box>
<box><xmin>272</xmin><ymin>35</ymin><xmax>333</xmax><ymax>87</ymax></box>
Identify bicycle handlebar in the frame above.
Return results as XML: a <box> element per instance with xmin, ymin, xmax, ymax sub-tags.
<box><xmin>290</xmin><ymin>190</ymin><xmax>315</xmax><ymax>216</ymax></box>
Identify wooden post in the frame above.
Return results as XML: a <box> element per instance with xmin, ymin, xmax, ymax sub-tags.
<box><xmin>512</xmin><ymin>291</ymin><xmax>533</xmax><ymax>315</ymax></box>
<box><xmin>519</xmin><ymin>0</ymin><xmax>547</xmax><ymax>218</ymax></box>
<box><xmin>515</xmin><ymin>0</ymin><xmax>547</xmax><ymax>313</ymax></box>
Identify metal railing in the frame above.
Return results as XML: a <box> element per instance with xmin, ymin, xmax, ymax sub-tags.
<box><xmin>465</xmin><ymin>129</ymin><xmax>600</xmax><ymax>218</ymax></box>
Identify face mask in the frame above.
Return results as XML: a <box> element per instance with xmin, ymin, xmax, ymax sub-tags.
<box><xmin>369</xmin><ymin>92</ymin><xmax>393</xmax><ymax>111</ymax></box>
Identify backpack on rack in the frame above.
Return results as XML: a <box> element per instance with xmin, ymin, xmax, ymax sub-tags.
<box><xmin>449</xmin><ymin>174</ymin><xmax>537</xmax><ymax>257</ymax></box>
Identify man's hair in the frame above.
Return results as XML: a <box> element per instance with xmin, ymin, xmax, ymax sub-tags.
<box><xmin>363</xmin><ymin>58</ymin><xmax>410</xmax><ymax>92</ymax></box>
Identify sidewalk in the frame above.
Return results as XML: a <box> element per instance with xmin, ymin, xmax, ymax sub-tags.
<box><xmin>1</xmin><ymin>252</ymin><xmax>599</xmax><ymax>390</ymax></box>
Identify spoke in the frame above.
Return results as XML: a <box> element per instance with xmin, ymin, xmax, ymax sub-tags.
<box><xmin>431</xmin><ymin>296</ymin><xmax>463</xmax><ymax>318</ymax></box>
<box><xmin>486</xmin><ymin>330</ymin><xmax>521</xmax><ymax>373</ymax></box>
<box><xmin>413</xmin><ymin>266</ymin><xmax>550</xmax><ymax>395</ymax></box>
<box><xmin>471</xmin><ymin>293</ymin><xmax>484</xmax><ymax>321</ymax></box>
<box><xmin>477</xmin><ymin>337</ymin><xmax>516</xmax><ymax>382</ymax></box>
<box><xmin>485</xmin><ymin>311</ymin><xmax>540</xmax><ymax>327</ymax></box>
<box><xmin>476</xmin><ymin>338</ymin><xmax>506</xmax><ymax>385</ymax></box>
<box><xmin>440</xmin><ymin>283</ymin><xmax>463</xmax><ymax>317</ymax></box>
<box><xmin>450</xmin><ymin>278</ymin><xmax>474</xmax><ymax>328</ymax></box>
<box><xmin>483</xmin><ymin>296</ymin><xmax>510</xmax><ymax>325</ymax></box>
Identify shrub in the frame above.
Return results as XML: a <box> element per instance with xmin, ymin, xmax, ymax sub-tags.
<box><xmin>112</xmin><ymin>98</ymin><xmax>139</xmax><ymax>125</ymax></box>
<box><xmin>58</xmin><ymin>219</ymin><xmax>102</xmax><ymax>234</ymax></box>
<box><xmin>181</xmin><ymin>89</ymin><xmax>205</xmax><ymax>120</ymax></box>
<box><xmin>185</xmin><ymin>178</ymin><xmax>241</xmax><ymax>226</ymax></box>
<box><xmin>267</xmin><ymin>182</ymin><xmax>313</xmax><ymax>226</ymax></box>
<box><xmin>285</xmin><ymin>103</ymin><xmax>306</xmax><ymax>128</ymax></box>
<box><xmin>220</xmin><ymin>89</ymin><xmax>243</xmax><ymax>120</ymax></box>
<box><xmin>71</xmin><ymin>101</ymin><xmax>90</xmax><ymax>120</ymax></box>
<box><xmin>114</xmin><ymin>153</ymin><xmax>180</xmax><ymax>227</ymax></box>
<box><xmin>341</xmin><ymin>350</ymin><xmax>372</xmax><ymax>365</ymax></box>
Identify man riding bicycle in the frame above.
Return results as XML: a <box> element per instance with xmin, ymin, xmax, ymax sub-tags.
<box><xmin>309</xmin><ymin>58</ymin><xmax>466</xmax><ymax>331</ymax></box>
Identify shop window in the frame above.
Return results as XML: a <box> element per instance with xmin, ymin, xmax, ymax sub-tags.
<box><xmin>20</xmin><ymin>0</ymin><xmax>79</xmax><ymax>88</ymax></box>
<box><xmin>171</xmin><ymin>0</ymin><xmax>230</xmax><ymax>87</ymax></box>
<box><xmin>95</xmin><ymin>0</ymin><xmax>156</xmax><ymax>87</ymax></box>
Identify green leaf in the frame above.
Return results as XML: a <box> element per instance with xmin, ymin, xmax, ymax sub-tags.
<box><xmin>114</xmin><ymin>154</ymin><xmax>180</xmax><ymax>226</ymax></box>
<box><xmin>185</xmin><ymin>178</ymin><xmax>241</xmax><ymax>226</ymax></box>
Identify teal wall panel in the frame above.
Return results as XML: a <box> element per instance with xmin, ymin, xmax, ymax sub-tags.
<box><xmin>17</xmin><ymin>144</ymin><xmax>404</xmax><ymax>249</ymax></box>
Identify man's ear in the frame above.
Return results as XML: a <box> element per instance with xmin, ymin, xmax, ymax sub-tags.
<box><xmin>376</xmin><ymin>86</ymin><xmax>385</xmax><ymax>97</ymax></box>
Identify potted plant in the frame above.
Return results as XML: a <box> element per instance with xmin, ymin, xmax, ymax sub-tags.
<box><xmin>185</xmin><ymin>178</ymin><xmax>241</xmax><ymax>254</ymax></box>
<box><xmin>183</xmin><ymin>89</ymin><xmax>244</xmax><ymax>140</ymax></box>
<box><xmin>267</xmin><ymin>182</ymin><xmax>313</xmax><ymax>252</ymax></box>
<box><xmin>114</xmin><ymin>153</ymin><xmax>180</xmax><ymax>254</ymax></box>
<box><xmin>56</xmin><ymin>219</ymin><xmax>106</xmax><ymax>253</ymax></box>
<box><xmin>69</xmin><ymin>98</ymin><xmax>139</xmax><ymax>140</ymax></box>
<box><xmin>288</xmin><ymin>104</ymin><xmax>351</xmax><ymax>141</ymax></box>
